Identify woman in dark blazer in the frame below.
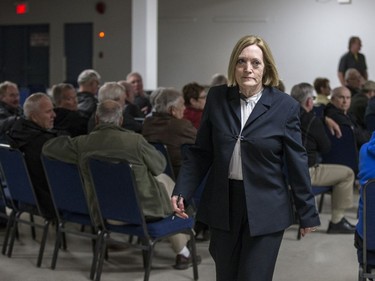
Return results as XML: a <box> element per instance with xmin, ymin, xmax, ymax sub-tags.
<box><xmin>171</xmin><ymin>35</ymin><xmax>320</xmax><ymax>281</ymax></box>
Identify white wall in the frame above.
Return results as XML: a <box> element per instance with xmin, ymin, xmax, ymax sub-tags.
<box><xmin>159</xmin><ymin>0</ymin><xmax>375</xmax><ymax>92</ymax></box>
<box><xmin>0</xmin><ymin>0</ymin><xmax>374</xmax><ymax>92</ymax></box>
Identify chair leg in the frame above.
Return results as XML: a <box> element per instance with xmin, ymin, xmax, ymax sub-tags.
<box><xmin>189</xmin><ymin>231</ymin><xmax>199</xmax><ymax>281</ymax></box>
<box><xmin>318</xmin><ymin>194</ymin><xmax>325</xmax><ymax>213</ymax></box>
<box><xmin>90</xmin><ymin>232</ymin><xmax>102</xmax><ymax>281</ymax></box>
<box><xmin>36</xmin><ymin>220</ymin><xmax>50</xmax><ymax>267</ymax></box>
<box><xmin>143</xmin><ymin>245</ymin><xmax>153</xmax><ymax>281</ymax></box>
<box><xmin>51</xmin><ymin>224</ymin><xmax>63</xmax><ymax>269</ymax></box>
<box><xmin>296</xmin><ymin>227</ymin><xmax>302</xmax><ymax>240</ymax></box>
<box><xmin>94</xmin><ymin>232</ymin><xmax>108</xmax><ymax>281</ymax></box>
<box><xmin>30</xmin><ymin>214</ymin><xmax>36</xmax><ymax>240</ymax></box>
<box><xmin>2</xmin><ymin>211</ymin><xmax>15</xmax><ymax>255</ymax></box>
<box><xmin>7</xmin><ymin>214</ymin><xmax>21</xmax><ymax>257</ymax></box>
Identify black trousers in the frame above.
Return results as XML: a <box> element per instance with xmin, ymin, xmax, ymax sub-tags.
<box><xmin>209</xmin><ymin>179</ymin><xmax>284</xmax><ymax>281</ymax></box>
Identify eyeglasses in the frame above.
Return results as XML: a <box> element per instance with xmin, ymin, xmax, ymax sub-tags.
<box><xmin>198</xmin><ymin>95</ymin><xmax>207</xmax><ymax>99</ymax></box>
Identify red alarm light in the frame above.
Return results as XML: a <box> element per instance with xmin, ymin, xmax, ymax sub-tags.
<box><xmin>16</xmin><ymin>3</ymin><xmax>28</xmax><ymax>14</ymax></box>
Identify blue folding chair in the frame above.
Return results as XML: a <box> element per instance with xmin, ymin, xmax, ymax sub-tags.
<box><xmin>0</xmin><ymin>145</ymin><xmax>51</xmax><ymax>267</ymax></box>
<box><xmin>322</xmin><ymin>124</ymin><xmax>359</xmax><ymax>175</ymax></box>
<box><xmin>87</xmin><ymin>156</ymin><xmax>198</xmax><ymax>281</ymax></box>
<box><xmin>41</xmin><ymin>154</ymin><xmax>99</xmax><ymax>279</ymax></box>
<box><xmin>149</xmin><ymin>142</ymin><xmax>176</xmax><ymax>180</ymax></box>
<box><xmin>358</xmin><ymin>179</ymin><xmax>375</xmax><ymax>281</ymax></box>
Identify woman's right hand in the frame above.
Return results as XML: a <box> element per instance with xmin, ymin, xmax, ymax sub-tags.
<box><xmin>171</xmin><ymin>195</ymin><xmax>189</xmax><ymax>219</ymax></box>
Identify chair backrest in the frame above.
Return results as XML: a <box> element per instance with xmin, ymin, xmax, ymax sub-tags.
<box><xmin>363</xmin><ymin>179</ymin><xmax>375</xmax><ymax>251</ymax></box>
<box><xmin>365</xmin><ymin>114</ymin><xmax>375</xmax><ymax>132</ymax></box>
<box><xmin>87</xmin><ymin>157</ymin><xmax>146</xmax><ymax>229</ymax></box>
<box><xmin>0</xmin><ymin>145</ymin><xmax>40</xmax><ymax>210</ymax></box>
<box><xmin>322</xmin><ymin>124</ymin><xmax>358</xmax><ymax>174</ymax></box>
<box><xmin>41</xmin><ymin>155</ymin><xmax>91</xmax><ymax>219</ymax></box>
<box><xmin>149</xmin><ymin>142</ymin><xmax>175</xmax><ymax>180</ymax></box>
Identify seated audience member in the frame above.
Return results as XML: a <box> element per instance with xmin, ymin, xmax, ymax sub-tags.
<box><xmin>6</xmin><ymin>93</ymin><xmax>61</xmax><ymax>217</ymax></box>
<box><xmin>43</xmin><ymin>100</ymin><xmax>198</xmax><ymax>269</ymax></box>
<box><xmin>182</xmin><ymin>82</ymin><xmax>207</xmax><ymax>129</ymax></box>
<box><xmin>291</xmin><ymin>83</ymin><xmax>355</xmax><ymax>234</ymax></box>
<box><xmin>0</xmin><ymin>81</ymin><xmax>23</xmax><ymax>143</ymax></box>
<box><xmin>52</xmin><ymin>83</ymin><xmax>87</xmax><ymax>136</ymax></box>
<box><xmin>77</xmin><ymin>69</ymin><xmax>101</xmax><ymax>120</ymax></box>
<box><xmin>345</xmin><ymin>68</ymin><xmax>363</xmax><ymax>97</ymax></box>
<box><xmin>349</xmin><ymin>80</ymin><xmax>375</xmax><ymax>131</ymax></box>
<box><xmin>142</xmin><ymin>88</ymin><xmax>197</xmax><ymax>177</ymax></box>
<box><xmin>274</xmin><ymin>80</ymin><xmax>286</xmax><ymax>93</ymax></box>
<box><xmin>126</xmin><ymin>72</ymin><xmax>152</xmax><ymax>115</ymax></box>
<box><xmin>325</xmin><ymin>86</ymin><xmax>371</xmax><ymax>149</ymax></box>
<box><xmin>146</xmin><ymin>87</ymin><xmax>166</xmax><ymax>117</ymax></box>
<box><xmin>355</xmin><ymin>132</ymin><xmax>375</xmax><ymax>269</ymax></box>
<box><xmin>313</xmin><ymin>77</ymin><xmax>331</xmax><ymax>106</ymax></box>
<box><xmin>210</xmin><ymin>73</ymin><xmax>228</xmax><ymax>87</ymax></box>
<box><xmin>117</xmin><ymin>80</ymin><xmax>144</xmax><ymax>118</ymax></box>
<box><xmin>365</xmin><ymin>96</ymin><xmax>375</xmax><ymax>132</ymax></box>
<box><xmin>87</xmin><ymin>82</ymin><xmax>142</xmax><ymax>133</ymax></box>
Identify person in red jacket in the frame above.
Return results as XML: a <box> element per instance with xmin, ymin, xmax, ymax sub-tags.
<box><xmin>182</xmin><ymin>82</ymin><xmax>207</xmax><ymax>129</ymax></box>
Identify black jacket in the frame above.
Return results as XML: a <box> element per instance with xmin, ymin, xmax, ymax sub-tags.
<box><xmin>6</xmin><ymin>118</ymin><xmax>61</xmax><ymax>217</ymax></box>
<box><xmin>299</xmin><ymin>108</ymin><xmax>331</xmax><ymax>167</ymax></box>
<box><xmin>325</xmin><ymin>102</ymin><xmax>370</xmax><ymax>149</ymax></box>
<box><xmin>77</xmin><ymin>91</ymin><xmax>98</xmax><ymax>120</ymax></box>
<box><xmin>54</xmin><ymin>107</ymin><xmax>88</xmax><ymax>137</ymax></box>
<box><xmin>0</xmin><ymin>101</ymin><xmax>23</xmax><ymax>143</ymax></box>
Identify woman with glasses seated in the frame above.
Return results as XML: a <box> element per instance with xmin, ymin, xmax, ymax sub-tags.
<box><xmin>182</xmin><ymin>82</ymin><xmax>207</xmax><ymax>129</ymax></box>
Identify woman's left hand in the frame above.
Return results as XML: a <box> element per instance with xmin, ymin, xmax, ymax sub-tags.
<box><xmin>300</xmin><ymin>227</ymin><xmax>317</xmax><ymax>237</ymax></box>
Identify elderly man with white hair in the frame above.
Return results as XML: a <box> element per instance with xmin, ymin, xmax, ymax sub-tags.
<box><xmin>6</xmin><ymin>93</ymin><xmax>62</xmax><ymax>217</ymax></box>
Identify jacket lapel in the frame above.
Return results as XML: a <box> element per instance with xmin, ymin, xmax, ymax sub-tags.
<box><xmin>244</xmin><ymin>87</ymin><xmax>273</xmax><ymax>128</ymax></box>
<box><xmin>227</xmin><ymin>86</ymin><xmax>241</xmax><ymax>124</ymax></box>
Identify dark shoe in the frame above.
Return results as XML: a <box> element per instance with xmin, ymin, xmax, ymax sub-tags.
<box><xmin>173</xmin><ymin>254</ymin><xmax>201</xmax><ymax>270</ymax></box>
<box><xmin>327</xmin><ymin>217</ymin><xmax>355</xmax><ymax>234</ymax></box>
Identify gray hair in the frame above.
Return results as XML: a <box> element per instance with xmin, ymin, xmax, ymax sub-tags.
<box><xmin>0</xmin><ymin>81</ymin><xmax>18</xmax><ymax>99</ymax></box>
<box><xmin>98</xmin><ymin>82</ymin><xmax>125</xmax><ymax>103</ymax></box>
<box><xmin>344</xmin><ymin>68</ymin><xmax>361</xmax><ymax>81</ymax></box>
<box><xmin>117</xmin><ymin>80</ymin><xmax>132</xmax><ymax>94</ymax></box>
<box><xmin>149</xmin><ymin>87</ymin><xmax>166</xmax><ymax>107</ymax></box>
<box><xmin>153</xmin><ymin>88</ymin><xmax>182</xmax><ymax>114</ymax></box>
<box><xmin>77</xmin><ymin>69</ymin><xmax>101</xmax><ymax>86</ymax></box>
<box><xmin>23</xmin><ymin>93</ymin><xmax>50</xmax><ymax>119</ymax></box>
<box><xmin>126</xmin><ymin>71</ymin><xmax>142</xmax><ymax>81</ymax></box>
<box><xmin>210</xmin><ymin>73</ymin><xmax>228</xmax><ymax>87</ymax></box>
<box><xmin>96</xmin><ymin>100</ymin><xmax>123</xmax><ymax>125</ymax></box>
<box><xmin>290</xmin><ymin>83</ymin><xmax>314</xmax><ymax>105</ymax></box>
<box><xmin>51</xmin><ymin>83</ymin><xmax>75</xmax><ymax>106</ymax></box>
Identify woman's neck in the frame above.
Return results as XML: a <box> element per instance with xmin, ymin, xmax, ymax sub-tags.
<box><xmin>239</xmin><ymin>85</ymin><xmax>263</xmax><ymax>98</ymax></box>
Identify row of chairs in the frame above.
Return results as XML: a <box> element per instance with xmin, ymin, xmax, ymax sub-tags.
<box><xmin>0</xmin><ymin>144</ymin><xmax>199</xmax><ymax>281</ymax></box>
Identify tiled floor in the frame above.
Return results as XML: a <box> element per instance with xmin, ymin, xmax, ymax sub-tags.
<box><xmin>0</xmin><ymin>193</ymin><xmax>360</xmax><ymax>281</ymax></box>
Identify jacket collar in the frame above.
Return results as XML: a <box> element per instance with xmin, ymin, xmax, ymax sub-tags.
<box><xmin>227</xmin><ymin>85</ymin><xmax>273</xmax><ymax>128</ymax></box>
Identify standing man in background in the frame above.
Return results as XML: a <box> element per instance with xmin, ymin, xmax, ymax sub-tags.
<box><xmin>338</xmin><ymin>36</ymin><xmax>367</xmax><ymax>86</ymax></box>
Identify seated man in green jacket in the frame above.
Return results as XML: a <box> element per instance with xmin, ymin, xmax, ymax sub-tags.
<box><xmin>43</xmin><ymin>88</ymin><xmax>197</xmax><ymax>269</ymax></box>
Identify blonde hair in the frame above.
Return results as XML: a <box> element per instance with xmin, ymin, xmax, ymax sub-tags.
<box><xmin>227</xmin><ymin>35</ymin><xmax>279</xmax><ymax>87</ymax></box>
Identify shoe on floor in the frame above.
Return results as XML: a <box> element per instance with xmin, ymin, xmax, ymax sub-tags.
<box><xmin>173</xmin><ymin>254</ymin><xmax>201</xmax><ymax>270</ymax></box>
<box><xmin>327</xmin><ymin>217</ymin><xmax>355</xmax><ymax>234</ymax></box>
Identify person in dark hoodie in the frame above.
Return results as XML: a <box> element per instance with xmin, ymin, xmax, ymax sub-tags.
<box><xmin>51</xmin><ymin>83</ymin><xmax>87</xmax><ymax>136</ymax></box>
<box><xmin>6</xmin><ymin>93</ymin><xmax>61</xmax><ymax>217</ymax></box>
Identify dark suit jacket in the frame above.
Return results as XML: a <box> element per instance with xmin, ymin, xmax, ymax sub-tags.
<box><xmin>173</xmin><ymin>85</ymin><xmax>320</xmax><ymax>236</ymax></box>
